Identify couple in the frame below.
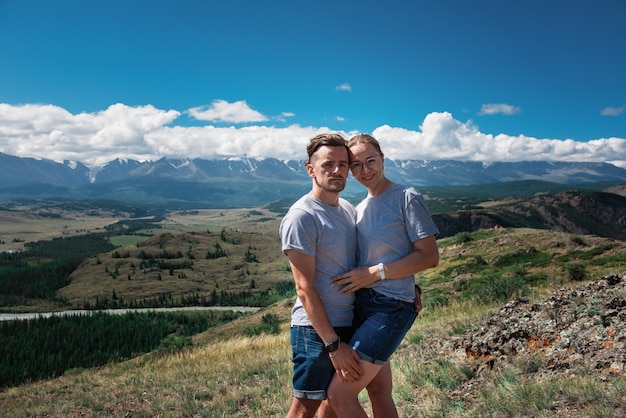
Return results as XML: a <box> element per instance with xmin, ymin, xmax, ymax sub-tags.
<box><xmin>280</xmin><ymin>133</ymin><xmax>440</xmax><ymax>417</ymax></box>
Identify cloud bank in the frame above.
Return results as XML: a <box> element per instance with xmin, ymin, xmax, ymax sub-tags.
<box><xmin>0</xmin><ymin>102</ymin><xmax>625</xmax><ymax>169</ymax></box>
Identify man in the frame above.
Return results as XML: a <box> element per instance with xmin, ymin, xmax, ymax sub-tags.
<box><xmin>280</xmin><ymin>133</ymin><xmax>364</xmax><ymax>418</ymax></box>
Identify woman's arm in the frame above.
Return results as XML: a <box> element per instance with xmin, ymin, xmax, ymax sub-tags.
<box><xmin>333</xmin><ymin>235</ymin><xmax>439</xmax><ymax>293</ymax></box>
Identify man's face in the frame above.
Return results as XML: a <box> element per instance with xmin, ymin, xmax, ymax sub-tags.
<box><xmin>307</xmin><ymin>145</ymin><xmax>350</xmax><ymax>194</ymax></box>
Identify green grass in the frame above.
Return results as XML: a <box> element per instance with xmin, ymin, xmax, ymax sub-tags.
<box><xmin>109</xmin><ymin>235</ymin><xmax>147</xmax><ymax>247</ymax></box>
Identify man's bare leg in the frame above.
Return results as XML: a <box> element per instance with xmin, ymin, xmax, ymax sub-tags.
<box><xmin>286</xmin><ymin>397</ymin><xmax>322</xmax><ymax>418</ymax></box>
<box><xmin>318</xmin><ymin>399</ymin><xmax>338</xmax><ymax>418</ymax></box>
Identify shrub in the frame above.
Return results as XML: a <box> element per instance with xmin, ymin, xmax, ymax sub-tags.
<box><xmin>565</xmin><ymin>263</ymin><xmax>588</xmax><ymax>282</ymax></box>
<box><xmin>243</xmin><ymin>313</ymin><xmax>281</xmax><ymax>336</ymax></box>
<box><xmin>469</xmin><ymin>272</ymin><xmax>528</xmax><ymax>304</ymax></box>
<box><xmin>158</xmin><ymin>334</ymin><xmax>193</xmax><ymax>354</ymax></box>
<box><xmin>455</xmin><ymin>232</ymin><xmax>474</xmax><ymax>245</ymax></box>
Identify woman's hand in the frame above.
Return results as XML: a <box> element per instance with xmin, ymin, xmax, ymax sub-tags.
<box><xmin>414</xmin><ymin>284</ymin><xmax>423</xmax><ymax>313</ymax></box>
<box><xmin>332</xmin><ymin>266</ymin><xmax>380</xmax><ymax>293</ymax></box>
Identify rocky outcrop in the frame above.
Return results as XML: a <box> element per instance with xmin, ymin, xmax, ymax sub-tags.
<box><xmin>449</xmin><ymin>274</ymin><xmax>626</xmax><ymax>376</ymax></box>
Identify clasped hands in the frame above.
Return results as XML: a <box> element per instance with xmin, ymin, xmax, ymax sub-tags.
<box><xmin>332</xmin><ymin>266</ymin><xmax>379</xmax><ymax>293</ymax></box>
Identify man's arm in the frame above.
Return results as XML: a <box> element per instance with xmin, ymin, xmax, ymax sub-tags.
<box><xmin>286</xmin><ymin>249</ymin><xmax>363</xmax><ymax>381</ymax></box>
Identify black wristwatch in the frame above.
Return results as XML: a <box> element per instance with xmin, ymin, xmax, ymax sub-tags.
<box><xmin>325</xmin><ymin>337</ymin><xmax>340</xmax><ymax>354</ymax></box>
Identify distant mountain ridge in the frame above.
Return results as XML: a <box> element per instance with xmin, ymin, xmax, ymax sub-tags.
<box><xmin>2</xmin><ymin>152</ymin><xmax>626</xmax><ymax>206</ymax></box>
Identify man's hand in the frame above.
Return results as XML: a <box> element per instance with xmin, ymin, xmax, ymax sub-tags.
<box><xmin>328</xmin><ymin>343</ymin><xmax>363</xmax><ymax>383</ymax></box>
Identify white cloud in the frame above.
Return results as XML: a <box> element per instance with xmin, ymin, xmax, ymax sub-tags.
<box><xmin>336</xmin><ymin>116</ymin><xmax>345</xmax><ymax>122</ymax></box>
<box><xmin>187</xmin><ymin>100</ymin><xmax>268</xmax><ymax>123</ymax></box>
<box><xmin>0</xmin><ymin>103</ymin><xmax>625</xmax><ymax>169</ymax></box>
<box><xmin>275</xmin><ymin>111</ymin><xmax>295</xmax><ymax>123</ymax></box>
<box><xmin>601</xmin><ymin>105</ymin><xmax>625</xmax><ymax>116</ymax></box>
<box><xmin>372</xmin><ymin>111</ymin><xmax>626</xmax><ymax>168</ymax></box>
<box><xmin>478</xmin><ymin>103</ymin><xmax>522</xmax><ymax>116</ymax></box>
<box><xmin>145</xmin><ymin>124</ymin><xmax>331</xmax><ymax>161</ymax></box>
<box><xmin>0</xmin><ymin>103</ymin><xmax>180</xmax><ymax>165</ymax></box>
<box><xmin>336</xmin><ymin>83</ymin><xmax>352</xmax><ymax>92</ymax></box>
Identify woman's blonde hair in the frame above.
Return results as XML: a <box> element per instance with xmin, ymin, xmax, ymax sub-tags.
<box><xmin>347</xmin><ymin>133</ymin><xmax>383</xmax><ymax>155</ymax></box>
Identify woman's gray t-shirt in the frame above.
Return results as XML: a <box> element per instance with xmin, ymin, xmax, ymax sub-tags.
<box><xmin>356</xmin><ymin>184</ymin><xmax>439</xmax><ymax>303</ymax></box>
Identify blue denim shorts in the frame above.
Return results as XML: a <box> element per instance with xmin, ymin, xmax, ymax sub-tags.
<box><xmin>350</xmin><ymin>288</ymin><xmax>418</xmax><ymax>365</ymax></box>
<box><xmin>290</xmin><ymin>325</ymin><xmax>353</xmax><ymax>400</ymax></box>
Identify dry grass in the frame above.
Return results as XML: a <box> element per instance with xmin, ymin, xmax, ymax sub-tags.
<box><xmin>0</xmin><ymin>209</ymin><xmax>122</xmax><ymax>253</ymax></box>
<box><xmin>161</xmin><ymin>208</ymin><xmax>282</xmax><ymax>235</ymax></box>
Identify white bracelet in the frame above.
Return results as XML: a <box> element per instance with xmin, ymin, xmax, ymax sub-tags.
<box><xmin>378</xmin><ymin>263</ymin><xmax>386</xmax><ymax>281</ymax></box>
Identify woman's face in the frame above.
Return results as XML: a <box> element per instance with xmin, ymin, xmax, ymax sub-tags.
<box><xmin>349</xmin><ymin>142</ymin><xmax>384</xmax><ymax>189</ymax></box>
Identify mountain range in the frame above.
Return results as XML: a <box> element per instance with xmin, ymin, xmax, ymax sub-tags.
<box><xmin>2</xmin><ymin>152</ymin><xmax>626</xmax><ymax>207</ymax></box>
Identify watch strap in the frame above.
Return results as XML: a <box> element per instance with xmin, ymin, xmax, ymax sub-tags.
<box><xmin>378</xmin><ymin>262</ymin><xmax>386</xmax><ymax>280</ymax></box>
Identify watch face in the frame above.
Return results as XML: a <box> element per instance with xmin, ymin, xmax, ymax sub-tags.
<box><xmin>326</xmin><ymin>339</ymin><xmax>339</xmax><ymax>352</ymax></box>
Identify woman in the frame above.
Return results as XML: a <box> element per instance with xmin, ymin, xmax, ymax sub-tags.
<box><xmin>327</xmin><ymin>134</ymin><xmax>439</xmax><ymax>417</ymax></box>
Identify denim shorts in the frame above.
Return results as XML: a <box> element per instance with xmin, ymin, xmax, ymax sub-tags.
<box><xmin>350</xmin><ymin>288</ymin><xmax>418</xmax><ymax>365</ymax></box>
<box><xmin>290</xmin><ymin>325</ymin><xmax>353</xmax><ymax>400</ymax></box>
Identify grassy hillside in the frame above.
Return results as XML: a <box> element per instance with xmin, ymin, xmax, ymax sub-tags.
<box><xmin>417</xmin><ymin>180</ymin><xmax>624</xmax><ymax>214</ymax></box>
<box><xmin>57</xmin><ymin>208</ymin><xmax>290</xmax><ymax>309</ymax></box>
<box><xmin>431</xmin><ymin>188</ymin><xmax>626</xmax><ymax>239</ymax></box>
<box><xmin>1</xmin><ymin>227</ymin><xmax>625</xmax><ymax>417</ymax></box>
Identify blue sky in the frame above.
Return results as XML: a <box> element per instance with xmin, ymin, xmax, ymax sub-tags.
<box><xmin>0</xmin><ymin>0</ymin><xmax>625</xmax><ymax>167</ymax></box>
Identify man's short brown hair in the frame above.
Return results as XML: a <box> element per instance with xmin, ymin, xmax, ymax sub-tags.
<box><xmin>306</xmin><ymin>133</ymin><xmax>347</xmax><ymax>165</ymax></box>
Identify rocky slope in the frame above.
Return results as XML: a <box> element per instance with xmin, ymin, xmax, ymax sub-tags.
<box><xmin>433</xmin><ymin>273</ymin><xmax>626</xmax><ymax>415</ymax></box>
<box><xmin>454</xmin><ymin>274</ymin><xmax>626</xmax><ymax>375</ymax></box>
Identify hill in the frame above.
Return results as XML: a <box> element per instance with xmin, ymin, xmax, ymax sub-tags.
<box><xmin>432</xmin><ymin>189</ymin><xmax>626</xmax><ymax>240</ymax></box>
<box><xmin>56</xmin><ymin>207</ymin><xmax>291</xmax><ymax>309</ymax></box>
<box><xmin>1</xmin><ymin>227</ymin><xmax>625</xmax><ymax>416</ymax></box>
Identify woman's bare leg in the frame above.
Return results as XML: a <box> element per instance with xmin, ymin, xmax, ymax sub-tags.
<box><xmin>327</xmin><ymin>360</ymin><xmax>382</xmax><ymax>418</ymax></box>
<box><xmin>366</xmin><ymin>361</ymin><xmax>398</xmax><ymax>418</ymax></box>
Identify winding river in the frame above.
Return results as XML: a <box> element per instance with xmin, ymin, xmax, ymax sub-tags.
<box><xmin>0</xmin><ymin>306</ymin><xmax>260</xmax><ymax>321</ymax></box>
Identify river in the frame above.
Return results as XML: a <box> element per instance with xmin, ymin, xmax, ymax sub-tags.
<box><xmin>0</xmin><ymin>306</ymin><xmax>261</xmax><ymax>321</ymax></box>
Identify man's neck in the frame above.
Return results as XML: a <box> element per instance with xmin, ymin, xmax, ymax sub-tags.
<box><xmin>310</xmin><ymin>188</ymin><xmax>340</xmax><ymax>206</ymax></box>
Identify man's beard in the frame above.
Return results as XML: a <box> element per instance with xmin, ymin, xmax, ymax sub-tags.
<box><xmin>315</xmin><ymin>177</ymin><xmax>346</xmax><ymax>193</ymax></box>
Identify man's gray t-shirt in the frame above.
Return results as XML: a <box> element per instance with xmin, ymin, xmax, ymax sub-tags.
<box><xmin>280</xmin><ymin>194</ymin><xmax>357</xmax><ymax>327</ymax></box>
<box><xmin>357</xmin><ymin>184</ymin><xmax>439</xmax><ymax>303</ymax></box>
